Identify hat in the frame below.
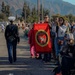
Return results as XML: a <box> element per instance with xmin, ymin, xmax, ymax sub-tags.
<box><xmin>8</xmin><ymin>16</ymin><xmax>16</xmax><ymax>21</ymax></box>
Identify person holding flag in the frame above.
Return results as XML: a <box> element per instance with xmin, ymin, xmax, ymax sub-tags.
<box><xmin>33</xmin><ymin>15</ymin><xmax>52</xmax><ymax>62</ymax></box>
<box><xmin>42</xmin><ymin>15</ymin><xmax>52</xmax><ymax>62</ymax></box>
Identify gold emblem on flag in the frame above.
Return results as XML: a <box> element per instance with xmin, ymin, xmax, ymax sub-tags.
<box><xmin>35</xmin><ymin>30</ymin><xmax>49</xmax><ymax>47</ymax></box>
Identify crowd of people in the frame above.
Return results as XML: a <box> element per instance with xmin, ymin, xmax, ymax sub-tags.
<box><xmin>0</xmin><ymin>15</ymin><xmax>75</xmax><ymax>75</ymax></box>
<box><xmin>28</xmin><ymin>15</ymin><xmax>75</xmax><ymax>75</ymax></box>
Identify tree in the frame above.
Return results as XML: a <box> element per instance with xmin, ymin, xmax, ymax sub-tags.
<box><xmin>5</xmin><ymin>5</ymin><xmax>10</xmax><ymax>17</ymax></box>
<box><xmin>0</xmin><ymin>13</ymin><xmax>7</xmax><ymax>21</ymax></box>
<box><xmin>26</xmin><ymin>6</ymin><xmax>38</xmax><ymax>23</ymax></box>
<box><xmin>65</xmin><ymin>14</ymin><xmax>75</xmax><ymax>23</ymax></box>
<box><xmin>1</xmin><ymin>2</ymin><xmax>5</xmax><ymax>13</ymax></box>
<box><xmin>31</xmin><ymin>6</ymin><xmax>38</xmax><ymax>23</ymax></box>
<box><xmin>1</xmin><ymin>2</ymin><xmax>10</xmax><ymax>17</ymax></box>
<box><xmin>22</xmin><ymin>2</ymin><xmax>27</xmax><ymax>20</ymax></box>
<box><xmin>44</xmin><ymin>9</ymin><xmax>50</xmax><ymax>16</ymax></box>
<box><xmin>31</xmin><ymin>6</ymin><xmax>37</xmax><ymax>15</ymax></box>
<box><xmin>67</xmin><ymin>14</ymin><xmax>74</xmax><ymax>23</ymax></box>
<box><xmin>27</xmin><ymin>5</ymin><xmax>30</xmax><ymax>16</ymax></box>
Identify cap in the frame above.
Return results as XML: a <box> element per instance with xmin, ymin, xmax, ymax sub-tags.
<box><xmin>8</xmin><ymin>16</ymin><xmax>16</xmax><ymax>21</ymax></box>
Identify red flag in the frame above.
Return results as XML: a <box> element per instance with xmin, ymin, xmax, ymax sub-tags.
<box><xmin>33</xmin><ymin>23</ymin><xmax>52</xmax><ymax>53</ymax></box>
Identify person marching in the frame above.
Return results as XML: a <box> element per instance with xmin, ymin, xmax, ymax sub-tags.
<box><xmin>42</xmin><ymin>15</ymin><xmax>52</xmax><ymax>62</ymax></box>
<box><xmin>28</xmin><ymin>24</ymin><xmax>39</xmax><ymax>58</ymax></box>
<box><xmin>5</xmin><ymin>16</ymin><xmax>20</xmax><ymax>64</ymax></box>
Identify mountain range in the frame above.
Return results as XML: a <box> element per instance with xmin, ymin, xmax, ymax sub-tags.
<box><xmin>0</xmin><ymin>0</ymin><xmax>75</xmax><ymax>15</ymax></box>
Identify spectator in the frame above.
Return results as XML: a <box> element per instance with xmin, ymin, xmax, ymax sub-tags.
<box><xmin>51</xmin><ymin>17</ymin><xmax>59</xmax><ymax>60</ymax></box>
<box><xmin>28</xmin><ymin>24</ymin><xmax>39</xmax><ymax>58</ymax></box>
<box><xmin>1</xmin><ymin>24</ymin><xmax>5</xmax><ymax>32</ymax></box>
<box><xmin>55</xmin><ymin>17</ymin><xmax>67</xmax><ymax>64</ymax></box>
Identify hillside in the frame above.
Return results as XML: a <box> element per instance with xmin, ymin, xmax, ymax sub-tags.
<box><xmin>0</xmin><ymin>0</ymin><xmax>75</xmax><ymax>15</ymax></box>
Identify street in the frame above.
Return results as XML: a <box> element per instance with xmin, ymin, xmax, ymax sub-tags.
<box><xmin>0</xmin><ymin>28</ymin><xmax>55</xmax><ymax>75</ymax></box>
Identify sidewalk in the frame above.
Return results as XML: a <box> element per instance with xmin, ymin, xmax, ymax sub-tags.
<box><xmin>0</xmin><ymin>29</ymin><xmax>55</xmax><ymax>75</ymax></box>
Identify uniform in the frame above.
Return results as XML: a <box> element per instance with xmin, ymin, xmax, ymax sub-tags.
<box><xmin>5</xmin><ymin>16</ymin><xmax>20</xmax><ymax>63</ymax></box>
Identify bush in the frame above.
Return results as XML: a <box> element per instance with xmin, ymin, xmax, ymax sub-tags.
<box><xmin>0</xmin><ymin>13</ymin><xmax>7</xmax><ymax>21</ymax></box>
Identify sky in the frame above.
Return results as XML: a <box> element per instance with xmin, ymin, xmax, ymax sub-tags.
<box><xmin>63</xmin><ymin>0</ymin><xmax>75</xmax><ymax>5</ymax></box>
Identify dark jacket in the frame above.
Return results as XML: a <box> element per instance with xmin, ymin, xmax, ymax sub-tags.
<box><xmin>60</xmin><ymin>44</ymin><xmax>75</xmax><ymax>58</ymax></box>
<box><xmin>5</xmin><ymin>24</ymin><xmax>20</xmax><ymax>43</ymax></box>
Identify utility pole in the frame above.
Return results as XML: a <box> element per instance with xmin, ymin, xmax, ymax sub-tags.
<box><xmin>25</xmin><ymin>10</ymin><xmax>26</xmax><ymax>23</ymax></box>
<box><xmin>37</xmin><ymin>0</ymin><xmax>40</xmax><ymax>22</ymax></box>
<box><xmin>42</xmin><ymin>0</ymin><xmax>44</xmax><ymax>21</ymax></box>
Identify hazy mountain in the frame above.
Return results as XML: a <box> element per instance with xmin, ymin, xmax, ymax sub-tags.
<box><xmin>0</xmin><ymin>0</ymin><xmax>75</xmax><ymax>15</ymax></box>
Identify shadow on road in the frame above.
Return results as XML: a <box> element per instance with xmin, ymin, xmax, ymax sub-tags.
<box><xmin>0</xmin><ymin>69</ymin><xmax>54</xmax><ymax>75</ymax></box>
<box><xmin>17</xmin><ymin>45</ymin><xmax>29</xmax><ymax>51</ymax></box>
<box><xmin>0</xmin><ymin>57</ymin><xmax>55</xmax><ymax>75</ymax></box>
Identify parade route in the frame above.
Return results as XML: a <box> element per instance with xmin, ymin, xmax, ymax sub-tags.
<box><xmin>0</xmin><ymin>29</ymin><xmax>55</xmax><ymax>75</ymax></box>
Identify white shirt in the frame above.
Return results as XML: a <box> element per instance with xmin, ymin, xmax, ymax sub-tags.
<box><xmin>72</xmin><ymin>25</ymin><xmax>75</xmax><ymax>40</ymax></box>
<box><xmin>25</xmin><ymin>27</ymin><xmax>29</xmax><ymax>30</ymax></box>
<box><xmin>67</xmin><ymin>33</ymin><xmax>74</xmax><ymax>40</ymax></box>
<box><xmin>51</xmin><ymin>23</ymin><xmax>56</xmax><ymax>33</ymax></box>
<box><xmin>58</xmin><ymin>25</ymin><xmax>67</xmax><ymax>37</ymax></box>
<box><xmin>1</xmin><ymin>24</ymin><xmax>5</xmax><ymax>29</ymax></box>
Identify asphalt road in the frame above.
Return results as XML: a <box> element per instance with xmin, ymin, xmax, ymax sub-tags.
<box><xmin>0</xmin><ymin>28</ymin><xmax>55</xmax><ymax>75</ymax></box>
